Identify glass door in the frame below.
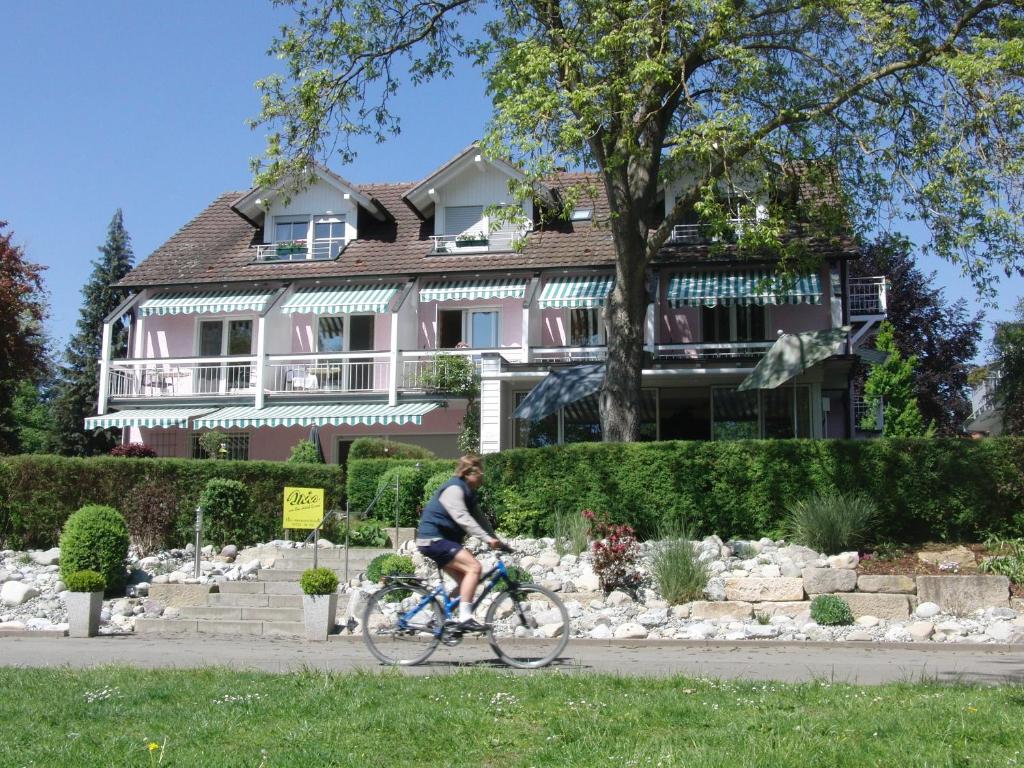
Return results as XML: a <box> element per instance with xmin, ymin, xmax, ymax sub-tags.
<box><xmin>198</xmin><ymin>320</ymin><xmax>224</xmax><ymax>393</ymax></box>
<box><xmin>469</xmin><ymin>310</ymin><xmax>498</xmax><ymax>348</ymax></box>
<box><xmin>226</xmin><ymin>320</ymin><xmax>253</xmax><ymax>391</ymax></box>
<box><xmin>348</xmin><ymin>315</ymin><xmax>375</xmax><ymax>390</ymax></box>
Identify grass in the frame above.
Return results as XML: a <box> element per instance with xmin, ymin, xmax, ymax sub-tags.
<box><xmin>0</xmin><ymin>667</ymin><xmax>1022</xmax><ymax>767</ymax></box>
<box><xmin>649</xmin><ymin>532</ymin><xmax>709</xmax><ymax>605</ymax></box>
<box><xmin>553</xmin><ymin>511</ymin><xmax>590</xmax><ymax>557</ymax></box>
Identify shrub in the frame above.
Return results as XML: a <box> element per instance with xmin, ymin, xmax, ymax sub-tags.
<box><xmin>553</xmin><ymin>510</ymin><xmax>590</xmax><ymax>556</ymax></box>
<box><xmin>586</xmin><ymin>510</ymin><xmax>643</xmax><ymax>594</ymax></box>
<box><xmin>197</xmin><ymin>430</ymin><xmax>230</xmax><ymax>460</ymax></box>
<box><xmin>498</xmin><ymin>564</ymin><xmax>533</xmax><ymax>588</ymax></box>
<box><xmin>122</xmin><ymin>476</ymin><xmax>181</xmax><ymax>555</ymax></box>
<box><xmin>493</xmin><ymin>486</ymin><xmax>546</xmax><ymax>537</ymax></box>
<box><xmin>978</xmin><ymin>536</ymin><xmax>1024</xmax><ymax>585</ymax></box>
<box><xmin>367</xmin><ymin>553</ymin><xmax>416</xmax><ymax>584</ymax></box>
<box><xmin>199</xmin><ymin>479</ymin><xmax>255</xmax><ymax>547</ymax></box>
<box><xmin>109</xmin><ymin>443</ymin><xmax>157</xmax><ymax>458</ymax></box>
<box><xmin>299</xmin><ymin>567</ymin><xmax>339</xmax><ymax>595</ymax></box>
<box><xmin>348</xmin><ymin>438</ymin><xmax>435</xmax><ymax>460</ymax></box>
<box><xmin>59</xmin><ymin>505</ymin><xmax>130</xmax><ymax>592</ymax></box>
<box><xmin>421</xmin><ymin>470</ymin><xmax>452</xmax><ymax>507</ymax></box>
<box><xmin>288</xmin><ymin>440</ymin><xmax>324</xmax><ymax>464</ymax></box>
<box><xmin>784</xmin><ymin>493</ymin><xmax>879</xmax><ymax>555</ymax></box>
<box><xmin>0</xmin><ymin>461</ymin><xmax>12</xmax><ymax>548</ymax></box>
<box><xmin>346</xmin><ymin>518</ymin><xmax>390</xmax><ymax>548</ymax></box>
<box><xmin>650</xmin><ymin>526</ymin><xmax>708</xmax><ymax>605</ymax></box>
<box><xmin>810</xmin><ymin>594</ymin><xmax>854</xmax><ymax>626</ymax></box>
<box><xmin>346</xmin><ymin>459</ymin><xmax>455</xmax><ymax>516</ymax></box>
<box><xmin>374</xmin><ymin>465</ymin><xmax>426</xmax><ymax>526</ymax></box>
<box><xmin>65</xmin><ymin>570</ymin><xmax>106</xmax><ymax>593</ymax></box>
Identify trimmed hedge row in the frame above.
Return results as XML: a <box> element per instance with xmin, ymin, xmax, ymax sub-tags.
<box><xmin>347</xmin><ymin>459</ymin><xmax>457</xmax><ymax>521</ymax></box>
<box><xmin>0</xmin><ymin>455</ymin><xmax>345</xmax><ymax>550</ymax></box>
<box><xmin>480</xmin><ymin>439</ymin><xmax>1024</xmax><ymax>544</ymax></box>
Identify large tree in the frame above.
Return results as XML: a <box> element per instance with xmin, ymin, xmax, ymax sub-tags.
<box><xmin>252</xmin><ymin>0</ymin><xmax>1024</xmax><ymax>441</ymax></box>
<box><xmin>50</xmin><ymin>210</ymin><xmax>134</xmax><ymax>456</ymax></box>
<box><xmin>852</xmin><ymin>233</ymin><xmax>982</xmax><ymax>435</ymax></box>
<box><xmin>0</xmin><ymin>222</ymin><xmax>48</xmax><ymax>454</ymax></box>
<box><xmin>992</xmin><ymin>298</ymin><xmax>1024</xmax><ymax>435</ymax></box>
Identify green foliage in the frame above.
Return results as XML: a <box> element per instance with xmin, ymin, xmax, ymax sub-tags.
<box><xmin>0</xmin><ymin>461</ymin><xmax>11</xmax><ymax>546</ymax></box>
<box><xmin>492</xmin><ymin>486</ymin><xmax>547</xmax><ymax>538</ymax></box>
<box><xmin>299</xmin><ymin>567</ymin><xmax>339</xmax><ymax>595</ymax></box>
<box><xmin>198</xmin><ymin>479</ymin><xmax>254</xmax><ymax>548</ymax></box>
<box><xmin>416</xmin><ymin>355</ymin><xmax>480</xmax><ymax>453</ymax></box>
<box><xmin>810</xmin><ymin>595</ymin><xmax>854</xmax><ymax>626</ymax></box>
<box><xmin>348</xmin><ymin>438</ymin><xmax>436</xmax><ymax>460</ymax></box>
<box><xmin>0</xmin><ymin>455</ymin><xmax>344</xmax><ymax>550</ymax></box>
<box><xmin>374</xmin><ymin>465</ymin><xmax>425</xmax><ymax>527</ymax></box>
<box><xmin>367</xmin><ymin>553</ymin><xmax>416</xmax><ymax>583</ymax></box>
<box><xmin>649</xmin><ymin>526</ymin><xmax>709</xmax><ymax>605</ymax></box>
<box><xmin>59</xmin><ymin>504</ymin><xmax>129</xmax><ymax>592</ymax></box>
<box><xmin>346</xmin><ymin>459</ymin><xmax>455</xmax><ymax>517</ymax></box>
<box><xmin>12</xmin><ymin>381</ymin><xmax>52</xmax><ymax>454</ymax></box>
<box><xmin>499</xmin><ymin>564</ymin><xmax>533</xmax><ymax>588</ymax></box>
<box><xmin>860</xmin><ymin>322</ymin><xmax>935</xmax><ymax>437</ymax></box>
<box><xmin>197</xmin><ymin>431</ymin><xmax>230</xmax><ymax>460</ymax></box>
<box><xmin>121</xmin><ymin>476</ymin><xmax>181</xmax><ymax>555</ymax></box>
<box><xmin>346</xmin><ymin>518</ymin><xmax>390</xmax><ymax>548</ymax></box>
<box><xmin>552</xmin><ymin>510</ymin><xmax>589</xmax><ymax>556</ymax></box>
<box><xmin>978</xmin><ymin>536</ymin><xmax>1024</xmax><ymax>585</ymax></box>
<box><xmin>784</xmin><ymin>493</ymin><xmax>879</xmax><ymax>555</ymax></box>
<box><xmin>993</xmin><ymin>299</ymin><xmax>1024</xmax><ymax>435</ymax></box>
<box><xmin>421</xmin><ymin>470</ymin><xmax>452</xmax><ymax>507</ymax></box>
<box><xmin>288</xmin><ymin>440</ymin><xmax>323</xmax><ymax>464</ymax></box>
<box><xmin>64</xmin><ymin>570</ymin><xmax>106</xmax><ymax>593</ymax></box>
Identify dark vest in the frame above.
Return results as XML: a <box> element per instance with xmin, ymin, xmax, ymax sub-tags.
<box><xmin>417</xmin><ymin>477</ymin><xmax>477</xmax><ymax>543</ymax></box>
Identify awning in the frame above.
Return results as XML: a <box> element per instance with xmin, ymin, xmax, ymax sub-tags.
<box><xmin>193</xmin><ymin>402</ymin><xmax>442</xmax><ymax>429</ymax></box>
<box><xmin>738</xmin><ymin>327</ymin><xmax>850</xmax><ymax>390</ymax></box>
<box><xmin>666</xmin><ymin>271</ymin><xmax>822</xmax><ymax>308</ymax></box>
<box><xmin>419</xmin><ymin>278</ymin><xmax>528</xmax><ymax>303</ymax></box>
<box><xmin>84</xmin><ymin>407</ymin><xmax>215</xmax><ymax>429</ymax></box>
<box><xmin>138</xmin><ymin>290</ymin><xmax>276</xmax><ymax>317</ymax></box>
<box><xmin>512</xmin><ymin>364</ymin><xmax>605</xmax><ymax>421</ymax></box>
<box><xmin>280</xmin><ymin>284</ymin><xmax>402</xmax><ymax>315</ymax></box>
<box><xmin>537</xmin><ymin>275</ymin><xmax>614</xmax><ymax>309</ymax></box>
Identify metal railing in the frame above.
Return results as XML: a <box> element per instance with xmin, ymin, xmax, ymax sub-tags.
<box><xmin>669</xmin><ymin>217</ymin><xmax>752</xmax><ymax>244</ymax></box>
<box><xmin>429</xmin><ymin>229</ymin><xmax>527</xmax><ymax>254</ymax></box>
<box><xmin>252</xmin><ymin>238</ymin><xmax>344</xmax><ymax>262</ymax></box>
<box><xmin>108</xmin><ymin>358</ymin><xmax>256</xmax><ymax>398</ymax></box>
<box><xmin>654</xmin><ymin>341</ymin><xmax>775</xmax><ymax>359</ymax></box>
<box><xmin>530</xmin><ymin>345</ymin><xmax>608</xmax><ymax>363</ymax></box>
<box><xmin>266</xmin><ymin>353</ymin><xmax>390</xmax><ymax>394</ymax></box>
<box><xmin>399</xmin><ymin>348</ymin><xmax>488</xmax><ymax>390</ymax></box>
<box><xmin>849</xmin><ymin>276</ymin><xmax>888</xmax><ymax>316</ymax></box>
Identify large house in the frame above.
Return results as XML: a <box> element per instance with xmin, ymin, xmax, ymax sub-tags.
<box><xmin>86</xmin><ymin>144</ymin><xmax>888</xmax><ymax>461</ymax></box>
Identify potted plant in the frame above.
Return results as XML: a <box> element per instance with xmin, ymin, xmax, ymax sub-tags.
<box><xmin>65</xmin><ymin>570</ymin><xmax>106</xmax><ymax>638</ymax></box>
<box><xmin>276</xmin><ymin>239</ymin><xmax>307</xmax><ymax>256</ymax></box>
<box><xmin>455</xmin><ymin>232</ymin><xmax>489</xmax><ymax>247</ymax></box>
<box><xmin>300</xmin><ymin>567</ymin><xmax>339</xmax><ymax>641</ymax></box>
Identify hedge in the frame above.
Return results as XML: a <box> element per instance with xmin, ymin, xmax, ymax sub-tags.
<box><xmin>347</xmin><ymin>459</ymin><xmax>457</xmax><ymax>520</ymax></box>
<box><xmin>0</xmin><ymin>455</ymin><xmax>345</xmax><ymax>550</ymax></box>
<box><xmin>480</xmin><ymin>439</ymin><xmax>1024</xmax><ymax>544</ymax></box>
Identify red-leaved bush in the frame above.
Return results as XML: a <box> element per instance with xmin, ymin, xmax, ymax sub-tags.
<box><xmin>583</xmin><ymin>509</ymin><xmax>642</xmax><ymax>594</ymax></box>
<box><xmin>109</xmin><ymin>443</ymin><xmax>157</xmax><ymax>458</ymax></box>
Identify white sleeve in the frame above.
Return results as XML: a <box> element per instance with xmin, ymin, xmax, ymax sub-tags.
<box><xmin>439</xmin><ymin>486</ymin><xmax>491</xmax><ymax>540</ymax></box>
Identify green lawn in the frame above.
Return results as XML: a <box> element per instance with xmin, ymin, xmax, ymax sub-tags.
<box><xmin>0</xmin><ymin>667</ymin><xmax>1021</xmax><ymax>767</ymax></box>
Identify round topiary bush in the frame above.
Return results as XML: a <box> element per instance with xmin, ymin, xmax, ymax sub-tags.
<box><xmin>421</xmin><ymin>470</ymin><xmax>452</xmax><ymax>507</ymax></box>
<box><xmin>374</xmin><ymin>465</ymin><xmax>425</xmax><ymax>527</ymax></box>
<box><xmin>199</xmin><ymin>478</ymin><xmax>256</xmax><ymax>547</ymax></box>
<box><xmin>59</xmin><ymin>504</ymin><xmax>130</xmax><ymax>592</ymax></box>
<box><xmin>367</xmin><ymin>553</ymin><xmax>416</xmax><ymax>583</ymax></box>
<box><xmin>288</xmin><ymin>440</ymin><xmax>323</xmax><ymax>464</ymax></box>
<box><xmin>65</xmin><ymin>570</ymin><xmax>106</xmax><ymax>593</ymax></box>
<box><xmin>810</xmin><ymin>594</ymin><xmax>854</xmax><ymax>626</ymax></box>
<box><xmin>300</xmin><ymin>567</ymin><xmax>339</xmax><ymax>595</ymax></box>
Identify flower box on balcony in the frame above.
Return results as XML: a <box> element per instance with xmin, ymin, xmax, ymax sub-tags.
<box><xmin>276</xmin><ymin>242</ymin><xmax>307</xmax><ymax>256</ymax></box>
<box><xmin>455</xmin><ymin>235</ymin><xmax>489</xmax><ymax>248</ymax></box>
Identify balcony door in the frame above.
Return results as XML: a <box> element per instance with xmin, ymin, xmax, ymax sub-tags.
<box><xmin>197</xmin><ymin>319</ymin><xmax>253</xmax><ymax>393</ymax></box>
<box><xmin>438</xmin><ymin>308</ymin><xmax>498</xmax><ymax>349</ymax></box>
<box><xmin>316</xmin><ymin>314</ymin><xmax>375</xmax><ymax>390</ymax></box>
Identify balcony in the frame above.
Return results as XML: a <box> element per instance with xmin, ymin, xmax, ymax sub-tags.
<box><xmin>265</xmin><ymin>354</ymin><xmax>390</xmax><ymax>394</ymax></box>
<box><xmin>108</xmin><ymin>358</ymin><xmax>257</xmax><ymax>399</ymax></box>
<box><xmin>251</xmin><ymin>238</ymin><xmax>344</xmax><ymax>262</ymax></box>
<box><xmin>849</xmin><ymin>277</ymin><xmax>888</xmax><ymax>316</ymax></box>
<box><xmin>669</xmin><ymin>217</ymin><xmax>752</xmax><ymax>244</ymax></box>
<box><xmin>429</xmin><ymin>227</ymin><xmax>529</xmax><ymax>255</ymax></box>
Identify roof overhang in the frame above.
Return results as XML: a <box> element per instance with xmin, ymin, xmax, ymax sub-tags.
<box><xmin>231</xmin><ymin>164</ymin><xmax>389</xmax><ymax>225</ymax></box>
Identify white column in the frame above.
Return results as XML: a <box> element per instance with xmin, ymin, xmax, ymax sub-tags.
<box><xmin>521</xmin><ymin>306</ymin><xmax>530</xmax><ymax>363</ymax></box>
<box><xmin>255</xmin><ymin>315</ymin><xmax>267</xmax><ymax>409</ymax></box>
<box><xmin>97</xmin><ymin>321</ymin><xmax>113</xmax><ymax>415</ymax></box>
<box><xmin>479</xmin><ymin>379</ymin><xmax>502</xmax><ymax>454</ymax></box>
<box><xmin>388</xmin><ymin>311</ymin><xmax>399</xmax><ymax>406</ymax></box>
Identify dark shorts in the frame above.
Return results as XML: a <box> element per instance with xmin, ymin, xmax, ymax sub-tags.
<box><xmin>418</xmin><ymin>539</ymin><xmax>463</xmax><ymax>568</ymax></box>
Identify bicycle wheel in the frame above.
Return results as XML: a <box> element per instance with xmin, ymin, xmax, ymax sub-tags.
<box><xmin>484</xmin><ymin>584</ymin><xmax>570</xmax><ymax>669</ymax></box>
<box><xmin>361</xmin><ymin>584</ymin><xmax>443</xmax><ymax>666</ymax></box>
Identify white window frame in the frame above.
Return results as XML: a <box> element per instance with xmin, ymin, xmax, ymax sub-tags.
<box><xmin>568</xmin><ymin>307</ymin><xmax>605</xmax><ymax>346</ymax></box>
<box><xmin>312</xmin><ymin>214</ymin><xmax>347</xmax><ymax>259</ymax></box>
<box><xmin>274</xmin><ymin>215</ymin><xmax>311</xmax><ymax>243</ymax></box>
<box><xmin>314</xmin><ymin>313</ymin><xmax>376</xmax><ymax>353</ymax></box>
<box><xmin>195</xmin><ymin>317</ymin><xmax>256</xmax><ymax>357</ymax></box>
<box><xmin>444</xmin><ymin>205</ymin><xmax>486</xmax><ymax>237</ymax></box>
<box><xmin>436</xmin><ymin>306</ymin><xmax>501</xmax><ymax>349</ymax></box>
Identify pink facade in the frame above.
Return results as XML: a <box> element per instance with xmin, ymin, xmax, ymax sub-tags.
<box><xmin>289</xmin><ymin>312</ymin><xmax>392</xmax><ymax>353</ymax></box>
<box><xmin>417</xmin><ymin>297</ymin><xmax>523</xmax><ymax>349</ymax></box>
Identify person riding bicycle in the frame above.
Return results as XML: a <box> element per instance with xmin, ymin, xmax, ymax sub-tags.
<box><xmin>416</xmin><ymin>454</ymin><xmax>504</xmax><ymax>633</ymax></box>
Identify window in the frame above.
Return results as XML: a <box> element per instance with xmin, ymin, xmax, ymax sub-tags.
<box><xmin>444</xmin><ymin>205</ymin><xmax>484</xmax><ymax>236</ymax></box>
<box><xmin>313</xmin><ymin>215</ymin><xmax>346</xmax><ymax>259</ymax></box>
<box><xmin>317</xmin><ymin>316</ymin><xmax>345</xmax><ymax>353</ymax></box>
<box><xmin>711</xmin><ymin>386</ymin><xmax>811</xmax><ymax>440</ymax></box>
<box><xmin>275</xmin><ymin>217</ymin><xmax>308</xmax><ymax>243</ymax></box>
<box><xmin>570</xmin><ymin>308</ymin><xmax>604</xmax><ymax>346</ymax></box>
<box><xmin>196</xmin><ymin>319</ymin><xmax>254</xmax><ymax>393</ymax></box>
<box><xmin>712</xmin><ymin>389</ymin><xmax>760</xmax><ymax>440</ymax></box>
<box><xmin>190</xmin><ymin>432</ymin><xmax>250</xmax><ymax>460</ymax></box>
<box><xmin>513</xmin><ymin>390</ymin><xmax>658</xmax><ymax>447</ymax></box>
<box><xmin>701</xmin><ymin>305</ymin><xmax>766</xmax><ymax>343</ymax></box>
<box><xmin>437</xmin><ymin>309</ymin><xmax>499</xmax><ymax>349</ymax></box>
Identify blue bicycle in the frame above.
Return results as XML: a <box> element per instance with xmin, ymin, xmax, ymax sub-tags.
<box><xmin>360</xmin><ymin>550</ymin><xmax>570</xmax><ymax>668</ymax></box>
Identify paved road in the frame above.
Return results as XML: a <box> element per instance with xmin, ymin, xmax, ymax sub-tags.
<box><xmin>2</xmin><ymin>634</ymin><xmax>1023</xmax><ymax>685</ymax></box>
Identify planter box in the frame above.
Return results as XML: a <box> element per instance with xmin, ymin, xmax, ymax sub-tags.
<box><xmin>302</xmin><ymin>593</ymin><xmax>339</xmax><ymax>641</ymax></box>
<box><xmin>67</xmin><ymin>591</ymin><xmax>103</xmax><ymax>638</ymax></box>
<box><xmin>455</xmin><ymin>238</ymin><xmax>488</xmax><ymax>247</ymax></box>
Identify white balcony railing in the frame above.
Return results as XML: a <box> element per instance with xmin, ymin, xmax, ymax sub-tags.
<box><xmin>530</xmin><ymin>346</ymin><xmax>608</xmax><ymax>363</ymax></box>
<box><xmin>252</xmin><ymin>238</ymin><xmax>344</xmax><ymax>262</ymax></box>
<box><xmin>669</xmin><ymin>217</ymin><xmax>752</xmax><ymax>244</ymax></box>
<box><xmin>108</xmin><ymin>358</ymin><xmax>257</xmax><ymax>399</ymax></box>
<box><xmin>398</xmin><ymin>348</ymin><xmax>524</xmax><ymax>390</ymax></box>
<box><xmin>265</xmin><ymin>353</ymin><xmax>389</xmax><ymax>394</ymax></box>
<box><xmin>849</xmin><ymin>276</ymin><xmax>888</xmax><ymax>316</ymax></box>
<box><xmin>429</xmin><ymin>227</ymin><xmax>529</xmax><ymax>254</ymax></box>
<box><xmin>654</xmin><ymin>341</ymin><xmax>775</xmax><ymax>360</ymax></box>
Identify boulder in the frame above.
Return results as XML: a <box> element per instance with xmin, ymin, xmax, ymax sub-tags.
<box><xmin>589</xmin><ymin>623</ymin><xmax>612</xmax><ymax>639</ymax></box>
<box><xmin>613</xmin><ymin>622</ymin><xmax>649</xmax><ymax>639</ymax></box>
<box><xmin>219</xmin><ymin>545</ymin><xmax>238</xmax><ymax>561</ymax></box>
<box><xmin>802</xmin><ymin>567</ymin><xmax>857</xmax><ymax>594</ymax></box>
<box><xmin>753</xmin><ymin>601</ymin><xmax>810</xmax><ymax>619</ymax></box>
<box><xmin>908</xmin><ymin>621</ymin><xmax>935</xmax><ymax>641</ymax></box>
<box><xmin>536</xmin><ymin>552</ymin><xmax>561</xmax><ymax>569</ymax></box>
<box><xmin>30</xmin><ymin>548</ymin><xmax>60</xmax><ymax>566</ymax></box>
<box><xmin>690</xmin><ymin>601</ymin><xmax>753</xmax><ymax>621</ymax></box>
<box><xmin>827</xmin><ymin>552</ymin><xmax>859</xmax><ymax>570</ymax></box>
<box><xmin>917</xmin><ymin>545</ymin><xmax>978</xmax><ymax>572</ymax></box>
<box><xmin>916</xmin><ymin>576</ymin><xmax>1010</xmax><ymax>614</ymax></box>
<box><xmin>576</xmin><ymin>573</ymin><xmax>601</xmax><ymax>592</ymax></box>
<box><xmin>0</xmin><ymin>581</ymin><xmax>39</xmax><ymax>607</ymax></box>
<box><xmin>606</xmin><ymin>590</ymin><xmax>633</xmax><ymax>607</ymax></box>
<box><xmin>914</xmin><ymin>602</ymin><xmax>941</xmax><ymax>619</ymax></box>
<box><xmin>834</xmin><ymin>592</ymin><xmax>910</xmax><ymax>620</ymax></box>
<box><xmin>857</xmin><ymin>575</ymin><xmax>916</xmax><ymax>594</ymax></box>
<box><xmin>724</xmin><ymin>577</ymin><xmax>804</xmax><ymax>602</ymax></box>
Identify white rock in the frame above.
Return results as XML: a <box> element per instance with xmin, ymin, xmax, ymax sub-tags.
<box><xmin>915</xmin><ymin>602</ymin><xmax>941</xmax><ymax>619</ymax></box>
<box><xmin>745</xmin><ymin>625</ymin><xmax>780</xmax><ymax>638</ymax></box>
<box><xmin>30</xmin><ymin>548</ymin><xmax>61</xmax><ymax>566</ymax></box>
<box><xmin>537</xmin><ymin>552</ymin><xmax>561</xmax><ymax>569</ymax></box>
<box><xmin>559</xmin><ymin>554</ymin><xmax>578</xmax><ymax>567</ymax></box>
<box><xmin>908</xmin><ymin>622</ymin><xmax>935</xmax><ymax>641</ymax></box>
<box><xmin>606</xmin><ymin>590</ymin><xmax>633</xmax><ymax>607</ymax></box>
<box><xmin>0</xmin><ymin>581</ymin><xmax>39</xmax><ymax>606</ymax></box>
<box><xmin>846</xmin><ymin>630</ymin><xmax>874</xmax><ymax>642</ymax></box>
<box><xmin>686</xmin><ymin>622</ymin><xmax>718</xmax><ymax>640</ymax></box>
<box><xmin>827</xmin><ymin>552</ymin><xmax>859</xmax><ymax>569</ymax></box>
<box><xmin>589</xmin><ymin>623</ymin><xmax>612</xmax><ymax>639</ymax></box>
<box><xmin>0</xmin><ymin>569</ymin><xmax>10</xmax><ymax>583</ymax></box>
<box><xmin>856</xmin><ymin>615</ymin><xmax>880</xmax><ymax>628</ymax></box>
<box><xmin>636</xmin><ymin>608</ymin><xmax>668</xmax><ymax>627</ymax></box>
<box><xmin>613</xmin><ymin>622</ymin><xmax>649</xmax><ymax>639</ymax></box>
<box><xmin>935</xmin><ymin>621</ymin><xmax>966</xmax><ymax>637</ymax></box>
<box><xmin>0</xmin><ymin>621</ymin><xmax>26</xmax><ymax>630</ymax></box>
<box><xmin>671</xmin><ymin>604</ymin><xmax>690</xmax><ymax>619</ymax></box>
<box><xmin>576</xmin><ymin>573</ymin><xmax>601</xmax><ymax>592</ymax></box>
<box><xmin>986</xmin><ymin>622</ymin><xmax>1013</xmax><ymax>642</ymax></box>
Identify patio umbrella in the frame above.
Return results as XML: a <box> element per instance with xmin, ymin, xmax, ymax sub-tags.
<box><xmin>512</xmin><ymin>364</ymin><xmax>605</xmax><ymax>421</ymax></box>
<box><xmin>738</xmin><ymin>326</ymin><xmax>851</xmax><ymax>391</ymax></box>
<box><xmin>308</xmin><ymin>425</ymin><xmax>326</xmax><ymax>463</ymax></box>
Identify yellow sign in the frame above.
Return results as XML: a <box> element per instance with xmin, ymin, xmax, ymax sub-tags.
<box><xmin>282</xmin><ymin>486</ymin><xmax>325</xmax><ymax>530</ymax></box>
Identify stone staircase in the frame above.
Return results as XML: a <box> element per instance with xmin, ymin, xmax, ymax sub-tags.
<box><xmin>136</xmin><ymin>545</ymin><xmax>400</xmax><ymax>637</ymax></box>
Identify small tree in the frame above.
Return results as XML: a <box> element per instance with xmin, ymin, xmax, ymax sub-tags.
<box><xmin>860</xmin><ymin>322</ymin><xmax>934</xmax><ymax>437</ymax></box>
<box><xmin>992</xmin><ymin>300</ymin><xmax>1024</xmax><ymax>435</ymax></box>
<box><xmin>288</xmin><ymin>440</ymin><xmax>324</xmax><ymax>463</ymax></box>
<box><xmin>198</xmin><ymin>430</ymin><xmax>230</xmax><ymax>460</ymax></box>
<box><xmin>419</xmin><ymin>354</ymin><xmax>480</xmax><ymax>453</ymax></box>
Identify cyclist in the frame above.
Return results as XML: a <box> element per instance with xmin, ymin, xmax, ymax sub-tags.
<box><xmin>416</xmin><ymin>454</ymin><xmax>503</xmax><ymax>633</ymax></box>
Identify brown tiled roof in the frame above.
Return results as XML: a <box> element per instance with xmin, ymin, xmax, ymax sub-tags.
<box><xmin>117</xmin><ymin>171</ymin><xmax>854</xmax><ymax>289</ymax></box>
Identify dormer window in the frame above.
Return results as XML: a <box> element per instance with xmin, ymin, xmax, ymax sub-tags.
<box><xmin>313</xmin><ymin>215</ymin><xmax>346</xmax><ymax>259</ymax></box>
<box><xmin>256</xmin><ymin>213</ymin><xmax>348</xmax><ymax>262</ymax></box>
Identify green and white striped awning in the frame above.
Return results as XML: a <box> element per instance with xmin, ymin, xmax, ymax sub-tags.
<box><xmin>84</xmin><ymin>407</ymin><xmax>215</xmax><ymax>429</ymax></box>
<box><xmin>419</xmin><ymin>278</ymin><xmax>528</xmax><ymax>303</ymax></box>
<box><xmin>537</xmin><ymin>275</ymin><xmax>614</xmax><ymax>309</ymax></box>
<box><xmin>281</xmin><ymin>284</ymin><xmax>402</xmax><ymax>315</ymax></box>
<box><xmin>138</xmin><ymin>290</ymin><xmax>276</xmax><ymax>317</ymax></box>
<box><xmin>193</xmin><ymin>402</ymin><xmax>442</xmax><ymax>429</ymax></box>
<box><xmin>666</xmin><ymin>271</ymin><xmax>822</xmax><ymax>308</ymax></box>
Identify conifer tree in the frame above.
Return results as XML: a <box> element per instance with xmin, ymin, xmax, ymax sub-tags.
<box><xmin>50</xmin><ymin>210</ymin><xmax>134</xmax><ymax>455</ymax></box>
<box><xmin>860</xmin><ymin>322</ymin><xmax>934</xmax><ymax>438</ymax></box>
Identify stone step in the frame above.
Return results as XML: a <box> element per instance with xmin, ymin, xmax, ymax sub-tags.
<box><xmin>178</xmin><ymin>606</ymin><xmax>304</xmax><ymax>622</ymax></box>
<box><xmin>135</xmin><ymin>618</ymin><xmax>309</xmax><ymax>637</ymax></box>
<box><xmin>271</xmin><ymin>549</ymin><xmax>394</xmax><ymax>565</ymax></box>
<box><xmin>219</xmin><ymin>581</ymin><xmax>302</xmax><ymax>595</ymax></box>
<box><xmin>259</xmin><ymin>568</ymin><xmax>362</xmax><ymax>582</ymax></box>
<box><xmin>208</xmin><ymin>593</ymin><xmax>304</xmax><ymax>608</ymax></box>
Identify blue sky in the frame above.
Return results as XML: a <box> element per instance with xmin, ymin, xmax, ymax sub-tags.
<box><xmin>2</xmin><ymin>1</ymin><xmax>1020</xmax><ymax>361</ymax></box>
